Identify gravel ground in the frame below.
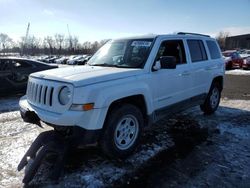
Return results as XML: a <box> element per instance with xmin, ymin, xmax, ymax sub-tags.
<box><xmin>223</xmin><ymin>74</ymin><xmax>250</xmax><ymax>100</ymax></box>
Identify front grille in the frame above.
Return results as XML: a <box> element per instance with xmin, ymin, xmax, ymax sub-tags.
<box><xmin>27</xmin><ymin>81</ymin><xmax>54</xmax><ymax>106</ymax></box>
<box><xmin>26</xmin><ymin>77</ymin><xmax>73</xmax><ymax>113</ymax></box>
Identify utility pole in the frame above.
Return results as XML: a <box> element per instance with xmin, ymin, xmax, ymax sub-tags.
<box><xmin>67</xmin><ymin>24</ymin><xmax>73</xmax><ymax>52</ymax></box>
<box><xmin>22</xmin><ymin>22</ymin><xmax>30</xmax><ymax>55</ymax></box>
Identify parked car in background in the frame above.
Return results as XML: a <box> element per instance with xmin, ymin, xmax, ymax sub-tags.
<box><xmin>76</xmin><ymin>55</ymin><xmax>92</xmax><ymax>65</ymax></box>
<box><xmin>66</xmin><ymin>55</ymin><xmax>77</xmax><ymax>64</ymax></box>
<box><xmin>54</xmin><ymin>56</ymin><xmax>69</xmax><ymax>64</ymax></box>
<box><xmin>0</xmin><ymin>57</ymin><xmax>57</xmax><ymax>96</ymax></box>
<box><xmin>240</xmin><ymin>50</ymin><xmax>250</xmax><ymax>58</ymax></box>
<box><xmin>36</xmin><ymin>55</ymin><xmax>50</xmax><ymax>62</ymax></box>
<box><xmin>222</xmin><ymin>50</ymin><xmax>243</xmax><ymax>69</ymax></box>
<box><xmin>222</xmin><ymin>55</ymin><xmax>232</xmax><ymax>70</ymax></box>
<box><xmin>37</xmin><ymin>56</ymin><xmax>59</xmax><ymax>64</ymax></box>
<box><xmin>242</xmin><ymin>56</ymin><xmax>250</xmax><ymax>70</ymax></box>
<box><xmin>67</xmin><ymin>55</ymin><xmax>86</xmax><ymax>65</ymax></box>
<box><xmin>46</xmin><ymin>56</ymin><xmax>61</xmax><ymax>64</ymax></box>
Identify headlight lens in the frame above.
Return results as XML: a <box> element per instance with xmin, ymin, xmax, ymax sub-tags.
<box><xmin>58</xmin><ymin>86</ymin><xmax>71</xmax><ymax>105</ymax></box>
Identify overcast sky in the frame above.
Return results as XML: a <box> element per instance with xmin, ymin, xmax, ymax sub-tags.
<box><xmin>0</xmin><ymin>0</ymin><xmax>250</xmax><ymax>42</ymax></box>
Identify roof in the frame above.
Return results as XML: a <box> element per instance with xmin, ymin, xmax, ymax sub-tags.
<box><xmin>113</xmin><ymin>32</ymin><xmax>212</xmax><ymax>41</ymax></box>
<box><xmin>0</xmin><ymin>56</ymin><xmax>51</xmax><ymax>66</ymax></box>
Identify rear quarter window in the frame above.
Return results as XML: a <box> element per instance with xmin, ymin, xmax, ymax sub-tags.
<box><xmin>187</xmin><ymin>40</ymin><xmax>207</xmax><ymax>62</ymax></box>
<box><xmin>206</xmin><ymin>40</ymin><xmax>221</xmax><ymax>59</ymax></box>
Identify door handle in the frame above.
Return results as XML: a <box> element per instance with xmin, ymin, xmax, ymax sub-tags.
<box><xmin>205</xmin><ymin>66</ymin><xmax>214</xmax><ymax>71</ymax></box>
<box><xmin>179</xmin><ymin>71</ymin><xmax>190</xmax><ymax>76</ymax></box>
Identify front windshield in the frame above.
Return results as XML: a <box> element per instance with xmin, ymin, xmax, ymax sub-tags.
<box><xmin>88</xmin><ymin>39</ymin><xmax>153</xmax><ymax>68</ymax></box>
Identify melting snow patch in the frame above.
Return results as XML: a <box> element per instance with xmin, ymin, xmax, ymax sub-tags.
<box><xmin>1</xmin><ymin>99</ymin><xmax>250</xmax><ymax>187</ymax></box>
<box><xmin>218</xmin><ymin>122</ymin><xmax>250</xmax><ymax>139</ymax></box>
<box><xmin>226</xmin><ymin>69</ymin><xmax>250</xmax><ymax>76</ymax></box>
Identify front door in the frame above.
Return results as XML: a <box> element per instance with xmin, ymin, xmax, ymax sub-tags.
<box><xmin>150</xmin><ymin>39</ymin><xmax>193</xmax><ymax>111</ymax></box>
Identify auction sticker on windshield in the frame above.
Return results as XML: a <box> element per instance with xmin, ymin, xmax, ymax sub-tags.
<box><xmin>131</xmin><ymin>41</ymin><xmax>152</xmax><ymax>47</ymax></box>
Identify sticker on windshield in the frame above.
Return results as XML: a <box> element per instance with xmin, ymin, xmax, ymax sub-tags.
<box><xmin>131</xmin><ymin>41</ymin><xmax>152</xmax><ymax>47</ymax></box>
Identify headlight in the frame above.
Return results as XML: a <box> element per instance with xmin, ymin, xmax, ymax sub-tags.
<box><xmin>58</xmin><ymin>86</ymin><xmax>71</xmax><ymax>105</ymax></box>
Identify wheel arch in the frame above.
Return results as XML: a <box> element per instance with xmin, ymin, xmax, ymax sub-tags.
<box><xmin>212</xmin><ymin>76</ymin><xmax>223</xmax><ymax>91</ymax></box>
<box><xmin>103</xmin><ymin>94</ymin><xmax>150</xmax><ymax>130</ymax></box>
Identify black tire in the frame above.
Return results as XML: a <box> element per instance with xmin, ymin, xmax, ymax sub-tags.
<box><xmin>100</xmin><ymin>104</ymin><xmax>143</xmax><ymax>159</ymax></box>
<box><xmin>200</xmin><ymin>82</ymin><xmax>221</xmax><ymax>115</ymax></box>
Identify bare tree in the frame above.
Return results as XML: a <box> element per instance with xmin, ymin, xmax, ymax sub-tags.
<box><xmin>72</xmin><ymin>36</ymin><xmax>79</xmax><ymax>51</ymax></box>
<box><xmin>44</xmin><ymin>36</ymin><xmax>54</xmax><ymax>54</ymax></box>
<box><xmin>0</xmin><ymin>32</ymin><xmax>106</xmax><ymax>55</ymax></box>
<box><xmin>28</xmin><ymin>36</ymin><xmax>41</xmax><ymax>54</ymax></box>
<box><xmin>216</xmin><ymin>31</ymin><xmax>230</xmax><ymax>50</ymax></box>
<box><xmin>0</xmin><ymin>33</ymin><xmax>13</xmax><ymax>51</ymax></box>
<box><xmin>91</xmin><ymin>41</ymin><xmax>99</xmax><ymax>53</ymax></box>
<box><xmin>54</xmin><ymin>34</ymin><xmax>64</xmax><ymax>53</ymax></box>
<box><xmin>83</xmin><ymin>41</ymin><xmax>92</xmax><ymax>49</ymax></box>
<box><xmin>99</xmin><ymin>39</ymin><xmax>110</xmax><ymax>47</ymax></box>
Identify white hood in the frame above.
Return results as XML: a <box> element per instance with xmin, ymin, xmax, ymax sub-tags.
<box><xmin>31</xmin><ymin>65</ymin><xmax>142</xmax><ymax>87</ymax></box>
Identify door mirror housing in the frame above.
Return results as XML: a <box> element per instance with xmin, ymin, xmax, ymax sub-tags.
<box><xmin>160</xmin><ymin>56</ymin><xmax>177</xmax><ymax>69</ymax></box>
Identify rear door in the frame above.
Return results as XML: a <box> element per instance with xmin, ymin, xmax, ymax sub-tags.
<box><xmin>186</xmin><ymin>39</ymin><xmax>211</xmax><ymax>96</ymax></box>
<box><xmin>0</xmin><ymin>59</ymin><xmax>13</xmax><ymax>94</ymax></box>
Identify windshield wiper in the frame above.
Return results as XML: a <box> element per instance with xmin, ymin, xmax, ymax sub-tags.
<box><xmin>90</xmin><ymin>63</ymin><xmax>117</xmax><ymax>67</ymax></box>
<box><xmin>89</xmin><ymin>63</ymin><xmax>138</xmax><ymax>68</ymax></box>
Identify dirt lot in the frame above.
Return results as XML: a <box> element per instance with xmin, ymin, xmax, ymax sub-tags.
<box><xmin>223</xmin><ymin>74</ymin><xmax>250</xmax><ymax>100</ymax></box>
<box><xmin>0</xmin><ymin>73</ymin><xmax>250</xmax><ymax>188</ymax></box>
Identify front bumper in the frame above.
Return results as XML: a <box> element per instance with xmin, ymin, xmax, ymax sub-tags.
<box><xmin>19</xmin><ymin>96</ymin><xmax>107</xmax><ymax>130</ymax></box>
<box><xmin>19</xmin><ymin>96</ymin><xmax>103</xmax><ymax>144</ymax></box>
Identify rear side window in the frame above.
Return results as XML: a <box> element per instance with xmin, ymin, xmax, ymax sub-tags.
<box><xmin>187</xmin><ymin>40</ymin><xmax>207</xmax><ymax>62</ymax></box>
<box><xmin>206</xmin><ymin>40</ymin><xmax>221</xmax><ymax>59</ymax></box>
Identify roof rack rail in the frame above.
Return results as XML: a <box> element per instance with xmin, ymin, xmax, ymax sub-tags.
<box><xmin>177</xmin><ymin>32</ymin><xmax>210</xmax><ymax>37</ymax></box>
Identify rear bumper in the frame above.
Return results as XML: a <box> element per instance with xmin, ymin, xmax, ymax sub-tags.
<box><xmin>232</xmin><ymin>64</ymin><xmax>241</xmax><ymax>68</ymax></box>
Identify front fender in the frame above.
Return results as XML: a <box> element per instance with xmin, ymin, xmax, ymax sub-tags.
<box><xmin>73</xmin><ymin>76</ymin><xmax>153</xmax><ymax>129</ymax></box>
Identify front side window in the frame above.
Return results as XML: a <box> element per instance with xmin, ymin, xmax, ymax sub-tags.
<box><xmin>187</xmin><ymin>40</ymin><xmax>207</xmax><ymax>62</ymax></box>
<box><xmin>155</xmin><ymin>40</ymin><xmax>187</xmax><ymax>64</ymax></box>
<box><xmin>0</xmin><ymin>60</ymin><xmax>11</xmax><ymax>71</ymax></box>
<box><xmin>12</xmin><ymin>60</ymin><xmax>31</xmax><ymax>69</ymax></box>
<box><xmin>88</xmin><ymin>39</ymin><xmax>154</xmax><ymax>68</ymax></box>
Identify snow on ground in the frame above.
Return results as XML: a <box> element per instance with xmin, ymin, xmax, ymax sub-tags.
<box><xmin>154</xmin><ymin>99</ymin><xmax>250</xmax><ymax>188</ymax></box>
<box><xmin>0</xmin><ymin>98</ymin><xmax>250</xmax><ymax>187</ymax></box>
<box><xmin>226</xmin><ymin>69</ymin><xmax>250</xmax><ymax>75</ymax></box>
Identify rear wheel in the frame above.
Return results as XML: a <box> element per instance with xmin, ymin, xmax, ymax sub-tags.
<box><xmin>100</xmin><ymin>104</ymin><xmax>143</xmax><ymax>159</ymax></box>
<box><xmin>200</xmin><ymin>82</ymin><xmax>221</xmax><ymax>114</ymax></box>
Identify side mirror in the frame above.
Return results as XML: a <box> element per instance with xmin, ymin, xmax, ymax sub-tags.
<box><xmin>153</xmin><ymin>61</ymin><xmax>161</xmax><ymax>71</ymax></box>
<box><xmin>160</xmin><ymin>56</ymin><xmax>177</xmax><ymax>69</ymax></box>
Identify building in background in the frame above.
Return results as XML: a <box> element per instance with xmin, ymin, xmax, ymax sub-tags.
<box><xmin>225</xmin><ymin>34</ymin><xmax>250</xmax><ymax>50</ymax></box>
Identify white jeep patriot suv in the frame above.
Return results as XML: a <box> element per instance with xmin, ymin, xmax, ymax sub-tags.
<box><xmin>19</xmin><ymin>32</ymin><xmax>224</xmax><ymax>160</ymax></box>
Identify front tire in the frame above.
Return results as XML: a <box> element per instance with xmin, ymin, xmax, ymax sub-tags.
<box><xmin>100</xmin><ymin>104</ymin><xmax>143</xmax><ymax>159</ymax></box>
<box><xmin>200</xmin><ymin>82</ymin><xmax>221</xmax><ymax>115</ymax></box>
